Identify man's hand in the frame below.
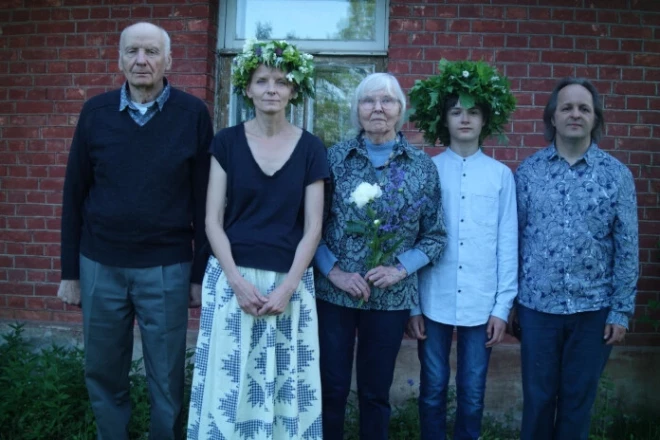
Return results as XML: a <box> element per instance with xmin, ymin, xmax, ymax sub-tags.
<box><xmin>486</xmin><ymin>316</ymin><xmax>507</xmax><ymax>347</ymax></box>
<box><xmin>57</xmin><ymin>280</ymin><xmax>81</xmax><ymax>306</ymax></box>
<box><xmin>327</xmin><ymin>266</ymin><xmax>371</xmax><ymax>303</ymax></box>
<box><xmin>406</xmin><ymin>315</ymin><xmax>427</xmax><ymax>340</ymax></box>
<box><xmin>189</xmin><ymin>283</ymin><xmax>202</xmax><ymax>308</ymax></box>
<box><xmin>604</xmin><ymin>324</ymin><xmax>626</xmax><ymax>345</ymax></box>
<box><xmin>364</xmin><ymin>265</ymin><xmax>407</xmax><ymax>289</ymax></box>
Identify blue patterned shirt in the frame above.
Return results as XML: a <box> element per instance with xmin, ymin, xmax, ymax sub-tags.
<box><xmin>515</xmin><ymin>144</ymin><xmax>639</xmax><ymax>328</ymax></box>
<box><xmin>119</xmin><ymin>79</ymin><xmax>171</xmax><ymax>126</ymax></box>
<box><xmin>315</xmin><ymin>133</ymin><xmax>447</xmax><ymax>311</ymax></box>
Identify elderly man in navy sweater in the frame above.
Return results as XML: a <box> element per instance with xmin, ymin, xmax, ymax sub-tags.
<box><xmin>58</xmin><ymin>22</ymin><xmax>213</xmax><ymax>440</ymax></box>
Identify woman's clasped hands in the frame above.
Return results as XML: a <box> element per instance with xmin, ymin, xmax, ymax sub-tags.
<box><xmin>229</xmin><ymin>275</ymin><xmax>295</xmax><ymax>317</ymax></box>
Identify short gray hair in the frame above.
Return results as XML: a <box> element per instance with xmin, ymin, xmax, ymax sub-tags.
<box><xmin>350</xmin><ymin>73</ymin><xmax>407</xmax><ymax>132</ymax></box>
<box><xmin>119</xmin><ymin>22</ymin><xmax>171</xmax><ymax>56</ymax></box>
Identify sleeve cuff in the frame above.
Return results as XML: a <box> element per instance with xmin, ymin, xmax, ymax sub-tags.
<box><xmin>410</xmin><ymin>307</ymin><xmax>422</xmax><ymax>316</ymax></box>
<box><xmin>314</xmin><ymin>244</ymin><xmax>338</xmax><ymax>277</ymax></box>
<box><xmin>606</xmin><ymin>310</ymin><xmax>629</xmax><ymax>329</ymax></box>
<box><xmin>396</xmin><ymin>249</ymin><xmax>430</xmax><ymax>275</ymax></box>
<box><xmin>490</xmin><ymin>304</ymin><xmax>511</xmax><ymax>323</ymax></box>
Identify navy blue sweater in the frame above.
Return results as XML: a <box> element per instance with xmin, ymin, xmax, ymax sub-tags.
<box><xmin>61</xmin><ymin>87</ymin><xmax>213</xmax><ymax>283</ymax></box>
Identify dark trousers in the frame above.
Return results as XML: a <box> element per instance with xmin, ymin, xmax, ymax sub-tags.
<box><xmin>518</xmin><ymin>305</ymin><xmax>613</xmax><ymax>440</ymax></box>
<box><xmin>316</xmin><ymin>299</ymin><xmax>409</xmax><ymax>440</ymax></box>
<box><xmin>418</xmin><ymin>319</ymin><xmax>492</xmax><ymax>440</ymax></box>
<box><xmin>80</xmin><ymin>255</ymin><xmax>191</xmax><ymax>440</ymax></box>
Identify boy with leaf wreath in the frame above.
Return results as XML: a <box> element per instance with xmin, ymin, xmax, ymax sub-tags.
<box><xmin>407</xmin><ymin>59</ymin><xmax>518</xmax><ymax>440</ymax></box>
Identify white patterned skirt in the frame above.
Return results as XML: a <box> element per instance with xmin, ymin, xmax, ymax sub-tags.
<box><xmin>187</xmin><ymin>257</ymin><xmax>323</xmax><ymax>440</ymax></box>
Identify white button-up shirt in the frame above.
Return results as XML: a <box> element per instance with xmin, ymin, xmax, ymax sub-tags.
<box><xmin>414</xmin><ymin>148</ymin><xmax>518</xmax><ymax>326</ymax></box>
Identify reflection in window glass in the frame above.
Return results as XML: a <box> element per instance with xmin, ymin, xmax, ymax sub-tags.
<box><xmin>309</xmin><ymin>63</ymin><xmax>374</xmax><ymax>147</ymax></box>
<box><xmin>236</xmin><ymin>0</ymin><xmax>376</xmax><ymax>41</ymax></box>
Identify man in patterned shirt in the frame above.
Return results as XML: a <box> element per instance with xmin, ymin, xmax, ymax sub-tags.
<box><xmin>515</xmin><ymin>78</ymin><xmax>639</xmax><ymax>440</ymax></box>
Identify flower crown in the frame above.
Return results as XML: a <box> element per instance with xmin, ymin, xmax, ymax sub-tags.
<box><xmin>408</xmin><ymin>59</ymin><xmax>516</xmax><ymax>146</ymax></box>
<box><xmin>231</xmin><ymin>39</ymin><xmax>315</xmax><ymax>107</ymax></box>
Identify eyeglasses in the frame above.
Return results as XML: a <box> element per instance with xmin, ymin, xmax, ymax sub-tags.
<box><xmin>359</xmin><ymin>96</ymin><xmax>399</xmax><ymax>110</ymax></box>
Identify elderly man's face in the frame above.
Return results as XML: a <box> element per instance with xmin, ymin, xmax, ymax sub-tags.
<box><xmin>119</xmin><ymin>23</ymin><xmax>171</xmax><ymax>94</ymax></box>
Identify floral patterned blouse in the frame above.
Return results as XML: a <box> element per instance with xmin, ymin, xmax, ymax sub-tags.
<box><xmin>315</xmin><ymin>132</ymin><xmax>447</xmax><ymax>311</ymax></box>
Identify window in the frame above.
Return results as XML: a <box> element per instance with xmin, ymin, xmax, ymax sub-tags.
<box><xmin>219</xmin><ymin>0</ymin><xmax>388</xmax><ymax>54</ymax></box>
<box><xmin>215</xmin><ymin>1</ymin><xmax>389</xmax><ymax>147</ymax></box>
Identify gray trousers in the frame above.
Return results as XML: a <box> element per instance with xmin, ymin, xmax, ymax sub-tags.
<box><xmin>80</xmin><ymin>255</ymin><xmax>191</xmax><ymax>440</ymax></box>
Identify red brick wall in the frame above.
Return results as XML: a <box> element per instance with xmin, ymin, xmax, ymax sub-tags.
<box><xmin>1</xmin><ymin>1</ymin><xmax>658</xmax><ymax>344</ymax></box>
<box><xmin>0</xmin><ymin>0</ymin><xmax>217</xmax><ymax>322</ymax></box>
<box><xmin>391</xmin><ymin>0</ymin><xmax>660</xmax><ymax>345</ymax></box>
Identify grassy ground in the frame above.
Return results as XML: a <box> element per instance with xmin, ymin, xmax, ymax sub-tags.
<box><xmin>1</xmin><ymin>322</ymin><xmax>659</xmax><ymax>440</ymax></box>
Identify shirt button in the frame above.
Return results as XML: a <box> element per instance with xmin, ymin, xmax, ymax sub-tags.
<box><xmin>459</xmin><ymin>266</ymin><xmax>462</xmax><ymax>269</ymax></box>
<box><xmin>463</xmin><ymin>173</ymin><xmax>466</xmax><ymax>177</ymax></box>
<box><xmin>460</xmin><ymin>219</ymin><xmax>464</xmax><ymax>222</ymax></box>
<box><xmin>458</xmin><ymin>289</ymin><xmax>462</xmax><ymax>293</ymax></box>
<box><xmin>460</xmin><ymin>242</ymin><xmax>464</xmax><ymax>246</ymax></box>
<box><xmin>461</xmin><ymin>195</ymin><xmax>465</xmax><ymax>199</ymax></box>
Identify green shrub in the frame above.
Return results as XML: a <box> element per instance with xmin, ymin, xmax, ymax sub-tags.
<box><xmin>0</xmin><ymin>323</ymin><xmax>193</xmax><ymax>440</ymax></box>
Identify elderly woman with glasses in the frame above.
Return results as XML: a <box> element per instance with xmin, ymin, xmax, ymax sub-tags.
<box><xmin>314</xmin><ymin>72</ymin><xmax>447</xmax><ymax>440</ymax></box>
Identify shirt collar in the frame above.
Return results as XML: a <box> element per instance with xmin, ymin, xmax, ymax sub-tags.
<box><xmin>444</xmin><ymin>147</ymin><xmax>484</xmax><ymax>162</ymax></box>
<box><xmin>119</xmin><ymin>78</ymin><xmax>171</xmax><ymax>112</ymax></box>
<box><xmin>546</xmin><ymin>142</ymin><xmax>598</xmax><ymax>166</ymax></box>
<box><xmin>341</xmin><ymin>131</ymin><xmax>413</xmax><ymax>162</ymax></box>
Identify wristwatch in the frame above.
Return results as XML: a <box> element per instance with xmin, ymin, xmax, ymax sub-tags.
<box><xmin>395</xmin><ymin>262</ymin><xmax>408</xmax><ymax>277</ymax></box>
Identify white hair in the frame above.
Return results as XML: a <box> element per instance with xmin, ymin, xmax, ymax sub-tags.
<box><xmin>350</xmin><ymin>73</ymin><xmax>407</xmax><ymax>132</ymax></box>
<box><xmin>119</xmin><ymin>22</ymin><xmax>171</xmax><ymax>56</ymax></box>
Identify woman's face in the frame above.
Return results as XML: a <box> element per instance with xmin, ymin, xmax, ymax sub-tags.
<box><xmin>357</xmin><ymin>89</ymin><xmax>402</xmax><ymax>140</ymax></box>
<box><xmin>246</xmin><ymin>64</ymin><xmax>295</xmax><ymax>114</ymax></box>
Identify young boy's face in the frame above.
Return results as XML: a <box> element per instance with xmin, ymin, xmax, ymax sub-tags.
<box><xmin>445</xmin><ymin>100</ymin><xmax>485</xmax><ymax>146</ymax></box>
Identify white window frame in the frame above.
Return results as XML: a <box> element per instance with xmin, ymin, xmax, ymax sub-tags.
<box><xmin>218</xmin><ymin>0</ymin><xmax>389</xmax><ymax>55</ymax></box>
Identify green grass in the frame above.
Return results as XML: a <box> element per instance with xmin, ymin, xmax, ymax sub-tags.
<box><xmin>1</xmin><ymin>322</ymin><xmax>659</xmax><ymax>440</ymax></box>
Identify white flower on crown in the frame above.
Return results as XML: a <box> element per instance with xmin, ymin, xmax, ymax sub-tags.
<box><xmin>243</xmin><ymin>38</ymin><xmax>257</xmax><ymax>54</ymax></box>
<box><xmin>491</xmin><ymin>75</ymin><xmax>500</xmax><ymax>82</ymax></box>
<box><xmin>349</xmin><ymin>182</ymin><xmax>383</xmax><ymax>209</ymax></box>
<box><xmin>286</xmin><ymin>72</ymin><xmax>295</xmax><ymax>82</ymax></box>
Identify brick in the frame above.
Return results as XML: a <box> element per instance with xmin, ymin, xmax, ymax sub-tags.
<box><xmin>575</xmin><ymin>38</ymin><xmax>597</xmax><ymax>50</ymax></box>
<box><xmin>410</xmin><ymin>33</ymin><xmax>434</xmax><ymax>46</ymax></box>
<box><xmin>7</xmin><ymin>295</ymin><xmax>26</xmax><ymax>309</ymax></box>
<box><xmin>15</xmin><ymin>256</ymin><xmax>51</xmax><ymax>270</ymax></box>
<box><xmin>447</xmin><ymin>20</ymin><xmax>470</xmax><ymax>32</ymax></box>
<box><xmin>472</xmin><ymin>20</ymin><xmax>517</xmax><ymax>34</ymax></box>
<box><xmin>496</xmin><ymin>50</ymin><xmax>539</xmax><ymax>63</ymax></box>
<box><xmin>389</xmin><ymin>32</ymin><xmax>409</xmax><ymax>46</ymax></box>
<box><xmin>633</xmin><ymin>54</ymin><xmax>660</xmax><ymax>68</ymax></box>
<box><xmin>390</xmin><ymin>18</ymin><xmax>423</xmax><ymax>32</ymax></box>
<box><xmin>610</xmin><ymin>25</ymin><xmax>653</xmax><ymax>39</ymax></box>
<box><xmin>614</xmin><ymin>82</ymin><xmax>656</xmax><ymax>96</ymax></box>
<box><xmin>17</xmin><ymin>204</ymin><xmax>54</xmax><ymax>217</ymax></box>
<box><xmin>15</xmin><ymin>101</ymin><xmax>54</xmax><ymax>114</ymax></box>
<box><xmin>621</xmin><ymin>40</ymin><xmax>643</xmax><ymax>53</ymax></box>
<box><xmin>482</xmin><ymin>35</ymin><xmax>505</xmax><ymax>48</ymax></box>
<box><xmin>588</xmin><ymin>52</ymin><xmax>631</xmax><ymax>66</ymax></box>
<box><xmin>3</xmin><ymin>127</ymin><xmax>40</xmax><ymax>138</ymax></box>
<box><xmin>459</xmin><ymin>34</ymin><xmax>482</xmax><ymax>47</ymax></box>
<box><xmin>76</xmin><ymin>21</ymin><xmax>117</xmax><ymax>33</ymax></box>
<box><xmin>565</xmin><ymin>23</ymin><xmax>608</xmax><ymax>37</ymax></box>
<box><xmin>541</xmin><ymin>51</ymin><xmax>585</xmax><ymax>64</ymax></box>
<box><xmin>598</xmin><ymin>39</ymin><xmax>619</xmax><ymax>51</ymax></box>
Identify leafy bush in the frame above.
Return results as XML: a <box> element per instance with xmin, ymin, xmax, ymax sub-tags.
<box><xmin>1</xmin><ymin>323</ymin><xmax>659</xmax><ymax>440</ymax></box>
<box><xmin>0</xmin><ymin>323</ymin><xmax>193</xmax><ymax>440</ymax></box>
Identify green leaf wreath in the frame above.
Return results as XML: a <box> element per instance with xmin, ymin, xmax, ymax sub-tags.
<box><xmin>408</xmin><ymin>59</ymin><xmax>516</xmax><ymax>146</ymax></box>
<box><xmin>231</xmin><ymin>39</ymin><xmax>315</xmax><ymax>107</ymax></box>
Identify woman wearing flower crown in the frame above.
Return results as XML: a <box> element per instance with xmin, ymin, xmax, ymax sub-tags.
<box><xmin>313</xmin><ymin>73</ymin><xmax>447</xmax><ymax>440</ymax></box>
<box><xmin>187</xmin><ymin>39</ymin><xmax>328</xmax><ymax>440</ymax></box>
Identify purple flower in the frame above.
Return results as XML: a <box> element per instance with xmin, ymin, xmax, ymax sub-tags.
<box><xmin>407</xmin><ymin>379</ymin><xmax>415</xmax><ymax>386</ymax></box>
<box><xmin>255</xmin><ymin>47</ymin><xmax>262</xmax><ymax>57</ymax></box>
<box><xmin>275</xmin><ymin>48</ymin><xmax>283</xmax><ymax>56</ymax></box>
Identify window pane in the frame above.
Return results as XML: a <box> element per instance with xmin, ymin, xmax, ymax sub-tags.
<box><xmin>236</xmin><ymin>0</ymin><xmax>377</xmax><ymax>41</ymax></box>
<box><xmin>308</xmin><ymin>63</ymin><xmax>374</xmax><ymax>147</ymax></box>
